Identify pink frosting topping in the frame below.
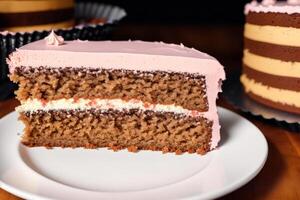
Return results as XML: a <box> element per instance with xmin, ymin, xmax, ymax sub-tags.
<box><xmin>44</xmin><ymin>30</ymin><xmax>64</xmax><ymax>46</ymax></box>
<box><xmin>7</xmin><ymin>39</ymin><xmax>225</xmax><ymax>149</ymax></box>
<box><xmin>16</xmin><ymin>39</ymin><xmax>213</xmax><ymax>59</ymax></box>
<box><xmin>245</xmin><ymin>0</ymin><xmax>300</xmax><ymax>14</ymax></box>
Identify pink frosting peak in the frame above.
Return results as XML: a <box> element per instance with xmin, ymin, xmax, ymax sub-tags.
<box><xmin>45</xmin><ymin>30</ymin><xmax>64</xmax><ymax>46</ymax></box>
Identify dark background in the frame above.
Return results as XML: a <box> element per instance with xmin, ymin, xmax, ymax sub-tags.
<box><xmin>84</xmin><ymin>0</ymin><xmax>255</xmax><ymax>71</ymax></box>
<box><xmin>97</xmin><ymin>0</ymin><xmax>248</xmax><ymax>24</ymax></box>
<box><xmin>81</xmin><ymin>0</ymin><xmax>250</xmax><ymax>24</ymax></box>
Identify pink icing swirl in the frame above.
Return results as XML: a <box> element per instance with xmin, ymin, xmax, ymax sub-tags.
<box><xmin>45</xmin><ymin>30</ymin><xmax>64</xmax><ymax>46</ymax></box>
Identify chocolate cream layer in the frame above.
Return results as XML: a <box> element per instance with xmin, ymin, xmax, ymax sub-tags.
<box><xmin>244</xmin><ymin>38</ymin><xmax>300</xmax><ymax>62</ymax></box>
<box><xmin>247</xmin><ymin>11</ymin><xmax>300</xmax><ymax>28</ymax></box>
<box><xmin>243</xmin><ymin>64</ymin><xmax>300</xmax><ymax>92</ymax></box>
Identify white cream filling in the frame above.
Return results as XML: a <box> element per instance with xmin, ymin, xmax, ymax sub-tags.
<box><xmin>17</xmin><ymin>98</ymin><xmax>205</xmax><ymax>117</ymax></box>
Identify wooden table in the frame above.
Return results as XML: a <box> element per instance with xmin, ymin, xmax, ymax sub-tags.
<box><xmin>1</xmin><ymin>24</ymin><xmax>300</xmax><ymax>199</ymax></box>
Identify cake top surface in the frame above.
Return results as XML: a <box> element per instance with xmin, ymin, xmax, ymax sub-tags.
<box><xmin>245</xmin><ymin>1</ymin><xmax>300</xmax><ymax>14</ymax></box>
<box><xmin>8</xmin><ymin>32</ymin><xmax>225</xmax><ymax>79</ymax></box>
<box><xmin>19</xmin><ymin>39</ymin><xmax>214</xmax><ymax>60</ymax></box>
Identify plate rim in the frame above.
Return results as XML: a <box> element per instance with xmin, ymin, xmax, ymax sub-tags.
<box><xmin>183</xmin><ymin>107</ymin><xmax>268</xmax><ymax>200</ymax></box>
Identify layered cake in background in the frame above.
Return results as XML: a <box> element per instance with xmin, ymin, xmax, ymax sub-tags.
<box><xmin>8</xmin><ymin>32</ymin><xmax>225</xmax><ymax>155</ymax></box>
<box><xmin>0</xmin><ymin>0</ymin><xmax>74</xmax><ymax>32</ymax></box>
<box><xmin>241</xmin><ymin>0</ymin><xmax>300</xmax><ymax>114</ymax></box>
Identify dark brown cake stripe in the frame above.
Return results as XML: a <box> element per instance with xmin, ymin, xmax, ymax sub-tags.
<box><xmin>244</xmin><ymin>38</ymin><xmax>300</xmax><ymax>62</ymax></box>
<box><xmin>243</xmin><ymin>64</ymin><xmax>300</xmax><ymax>92</ymax></box>
<box><xmin>247</xmin><ymin>92</ymin><xmax>300</xmax><ymax>114</ymax></box>
<box><xmin>0</xmin><ymin>8</ymin><xmax>73</xmax><ymax>27</ymax></box>
<box><xmin>247</xmin><ymin>11</ymin><xmax>300</xmax><ymax>28</ymax></box>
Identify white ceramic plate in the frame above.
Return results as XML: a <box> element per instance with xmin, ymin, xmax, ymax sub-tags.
<box><xmin>0</xmin><ymin>107</ymin><xmax>268</xmax><ymax>200</ymax></box>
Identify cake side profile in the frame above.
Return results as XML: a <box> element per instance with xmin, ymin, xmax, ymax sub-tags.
<box><xmin>0</xmin><ymin>0</ymin><xmax>74</xmax><ymax>32</ymax></box>
<box><xmin>8</xmin><ymin>33</ymin><xmax>225</xmax><ymax>155</ymax></box>
<box><xmin>241</xmin><ymin>0</ymin><xmax>300</xmax><ymax>114</ymax></box>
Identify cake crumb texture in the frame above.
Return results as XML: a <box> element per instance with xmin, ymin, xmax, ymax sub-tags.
<box><xmin>20</xmin><ymin>109</ymin><xmax>212</xmax><ymax>154</ymax></box>
<box><xmin>11</xmin><ymin>67</ymin><xmax>208</xmax><ymax>111</ymax></box>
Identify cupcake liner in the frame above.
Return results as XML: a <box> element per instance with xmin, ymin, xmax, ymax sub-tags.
<box><xmin>222</xmin><ymin>71</ymin><xmax>300</xmax><ymax>132</ymax></box>
<box><xmin>0</xmin><ymin>2</ymin><xmax>126</xmax><ymax>100</ymax></box>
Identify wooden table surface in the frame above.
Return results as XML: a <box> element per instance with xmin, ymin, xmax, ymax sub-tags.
<box><xmin>1</xmin><ymin>23</ymin><xmax>300</xmax><ymax>200</ymax></box>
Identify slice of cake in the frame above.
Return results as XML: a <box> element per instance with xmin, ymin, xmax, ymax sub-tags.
<box><xmin>8</xmin><ymin>32</ymin><xmax>225</xmax><ymax>155</ymax></box>
<box><xmin>241</xmin><ymin>0</ymin><xmax>300</xmax><ymax>114</ymax></box>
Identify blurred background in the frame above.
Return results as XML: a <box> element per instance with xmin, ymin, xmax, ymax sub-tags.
<box><xmin>88</xmin><ymin>0</ymin><xmax>248</xmax><ymax>24</ymax></box>
<box><xmin>78</xmin><ymin>0</ymin><xmax>251</xmax><ymax>72</ymax></box>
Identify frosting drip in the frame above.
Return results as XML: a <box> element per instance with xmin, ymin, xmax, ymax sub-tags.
<box><xmin>45</xmin><ymin>30</ymin><xmax>64</xmax><ymax>46</ymax></box>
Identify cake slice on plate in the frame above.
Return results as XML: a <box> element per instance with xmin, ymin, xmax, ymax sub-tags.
<box><xmin>8</xmin><ymin>32</ymin><xmax>225</xmax><ymax>155</ymax></box>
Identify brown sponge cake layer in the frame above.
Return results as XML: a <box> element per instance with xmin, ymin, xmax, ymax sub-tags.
<box><xmin>11</xmin><ymin>67</ymin><xmax>208</xmax><ymax>112</ymax></box>
<box><xmin>244</xmin><ymin>38</ymin><xmax>300</xmax><ymax>62</ymax></box>
<box><xmin>20</xmin><ymin>109</ymin><xmax>212</xmax><ymax>155</ymax></box>
<box><xmin>247</xmin><ymin>11</ymin><xmax>300</xmax><ymax>28</ymax></box>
